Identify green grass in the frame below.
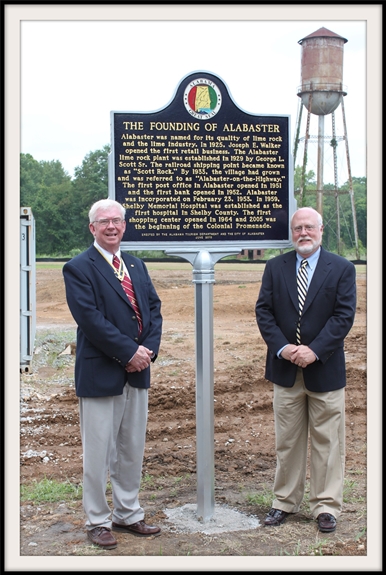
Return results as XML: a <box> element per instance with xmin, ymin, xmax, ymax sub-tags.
<box><xmin>21</xmin><ymin>477</ymin><xmax>82</xmax><ymax>504</ymax></box>
<box><xmin>280</xmin><ymin>541</ymin><xmax>302</xmax><ymax>556</ymax></box>
<box><xmin>343</xmin><ymin>478</ymin><xmax>365</xmax><ymax>504</ymax></box>
<box><xmin>36</xmin><ymin>262</ymin><xmax>65</xmax><ymax>269</ymax></box>
<box><xmin>140</xmin><ymin>473</ymin><xmax>156</xmax><ymax>490</ymax></box>
<box><xmin>246</xmin><ymin>476</ymin><xmax>364</xmax><ymax>511</ymax></box>
<box><xmin>245</xmin><ymin>486</ymin><xmax>274</xmax><ymax>507</ymax></box>
<box><xmin>355</xmin><ymin>526</ymin><xmax>367</xmax><ymax>541</ymax></box>
<box><xmin>307</xmin><ymin>539</ymin><xmax>329</xmax><ymax>556</ymax></box>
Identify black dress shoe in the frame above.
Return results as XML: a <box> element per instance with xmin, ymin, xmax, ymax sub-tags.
<box><xmin>264</xmin><ymin>508</ymin><xmax>289</xmax><ymax>526</ymax></box>
<box><xmin>87</xmin><ymin>527</ymin><xmax>117</xmax><ymax>549</ymax></box>
<box><xmin>317</xmin><ymin>513</ymin><xmax>336</xmax><ymax>532</ymax></box>
<box><xmin>112</xmin><ymin>520</ymin><xmax>161</xmax><ymax>537</ymax></box>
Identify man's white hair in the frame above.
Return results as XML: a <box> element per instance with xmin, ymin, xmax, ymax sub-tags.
<box><xmin>290</xmin><ymin>207</ymin><xmax>323</xmax><ymax>227</ymax></box>
<box><xmin>89</xmin><ymin>199</ymin><xmax>126</xmax><ymax>223</ymax></box>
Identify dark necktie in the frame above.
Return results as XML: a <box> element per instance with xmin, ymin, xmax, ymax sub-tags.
<box><xmin>296</xmin><ymin>259</ymin><xmax>308</xmax><ymax>345</ymax></box>
<box><xmin>113</xmin><ymin>255</ymin><xmax>142</xmax><ymax>335</ymax></box>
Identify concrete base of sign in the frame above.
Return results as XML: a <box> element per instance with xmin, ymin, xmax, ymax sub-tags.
<box><xmin>163</xmin><ymin>503</ymin><xmax>261</xmax><ymax>534</ymax></box>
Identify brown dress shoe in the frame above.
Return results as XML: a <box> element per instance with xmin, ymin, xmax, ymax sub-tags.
<box><xmin>87</xmin><ymin>527</ymin><xmax>117</xmax><ymax>549</ymax></box>
<box><xmin>264</xmin><ymin>508</ymin><xmax>290</xmax><ymax>526</ymax></box>
<box><xmin>112</xmin><ymin>519</ymin><xmax>161</xmax><ymax>537</ymax></box>
<box><xmin>317</xmin><ymin>513</ymin><xmax>336</xmax><ymax>532</ymax></box>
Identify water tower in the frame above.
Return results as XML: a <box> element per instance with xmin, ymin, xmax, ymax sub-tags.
<box><xmin>293</xmin><ymin>27</ymin><xmax>360</xmax><ymax>258</ymax></box>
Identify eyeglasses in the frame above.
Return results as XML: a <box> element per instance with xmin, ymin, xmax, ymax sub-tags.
<box><xmin>292</xmin><ymin>225</ymin><xmax>318</xmax><ymax>233</ymax></box>
<box><xmin>93</xmin><ymin>218</ymin><xmax>124</xmax><ymax>226</ymax></box>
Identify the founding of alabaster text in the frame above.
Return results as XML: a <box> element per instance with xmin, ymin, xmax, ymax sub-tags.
<box><xmin>114</xmin><ymin>120</ymin><xmax>288</xmax><ymax>242</ymax></box>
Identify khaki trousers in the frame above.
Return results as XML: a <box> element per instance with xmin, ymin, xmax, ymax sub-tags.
<box><xmin>272</xmin><ymin>368</ymin><xmax>345</xmax><ymax>519</ymax></box>
<box><xmin>79</xmin><ymin>384</ymin><xmax>148</xmax><ymax>530</ymax></box>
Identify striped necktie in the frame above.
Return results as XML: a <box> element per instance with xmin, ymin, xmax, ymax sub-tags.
<box><xmin>113</xmin><ymin>255</ymin><xmax>142</xmax><ymax>335</ymax></box>
<box><xmin>296</xmin><ymin>259</ymin><xmax>308</xmax><ymax>345</ymax></box>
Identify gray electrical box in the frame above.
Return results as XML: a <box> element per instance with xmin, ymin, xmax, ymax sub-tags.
<box><xmin>20</xmin><ymin>207</ymin><xmax>36</xmax><ymax>372</ymax></box>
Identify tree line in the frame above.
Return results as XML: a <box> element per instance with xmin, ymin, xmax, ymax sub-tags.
<box><xmin>20</xmin><ymin>147</ymin><xmax>367</xmax><ymax>258</ymax></box>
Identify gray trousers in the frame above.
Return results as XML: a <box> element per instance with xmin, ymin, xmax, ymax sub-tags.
<box><xmin>79</xmin><ymin>384</ymin><xmax>148</xmax><ymax>530</ymax></box>
<box><xmin>272</xmin><ymin>368</ymin><xmax>345</xmax><ymax>519</ymax></box>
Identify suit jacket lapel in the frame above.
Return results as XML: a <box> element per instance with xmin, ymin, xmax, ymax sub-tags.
<box><xmin>281</xmin><ymin>248</ymin><xmax>332</xmax><ymax>315</ymax></box>
<box><xmin>88</xmin><ymin>246</ymin><xmax>131</xmax><ymax>305</ymax></box>
<box><xmin>121</xmin><ymin>252</ymin><xmax>143</xmax><ymax>312</ymax></box>
<box><xmin>302</xmin><ymin>248</ymin><xmax>331</xmax><ymax>314</ymax></box>
<box><xmin>282</xmin><ymin>251</ymin><xmax>299</xmax><ymax>311</ymax></box>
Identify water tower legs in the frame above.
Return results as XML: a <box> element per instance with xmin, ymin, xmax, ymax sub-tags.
<box><xmin>294</xmin><ymin>100</ymin><xmax>360</xmax><ymax>259</ymax></box>
<box><xmin>316</xmin><ymin>115</ymin><xmax>324</xmax><ymax>215</ymax></box>
<box><xmin>341</xmin><ymin>97</ymin><xmax>360</xmax><ymax>260</ymax></box>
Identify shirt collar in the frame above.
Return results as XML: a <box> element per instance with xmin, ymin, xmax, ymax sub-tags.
<box><xmin>94</xmin><ymin>241</ymin><xmax>120</xmax><ymax>264</ymax></box>
<box><xmin>296</xmin><ymin>247</ymin><xmax>321</xmax><ymax>272</ymax></box>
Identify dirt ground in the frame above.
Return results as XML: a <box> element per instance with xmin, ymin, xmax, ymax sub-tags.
<box><xmin>19</xmin><ymin>262</ymin><xmax>368</xmax><ymax>564</ymax></box>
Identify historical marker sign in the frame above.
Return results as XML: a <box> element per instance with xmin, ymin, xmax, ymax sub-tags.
<box><xmin>109</xmin><ymin>71</ymin><xmax>295</xmax><ymax>250</ymax></box>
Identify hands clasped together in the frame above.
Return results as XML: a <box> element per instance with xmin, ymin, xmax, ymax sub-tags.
<box><xmin>125</xmin><ymin>345</ymin><xmax>154</xmax><ymax>372</ymax></box>
<box><xmin>281</xmin><ymin>344</ymin><xmax>317</xmax><ymax>369</ymax></box>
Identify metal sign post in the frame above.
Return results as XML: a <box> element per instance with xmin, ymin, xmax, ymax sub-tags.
<box><xmin>166</xmin><ymin>249</ymin><xmax>239</xmax><ymax>522</ymax></box>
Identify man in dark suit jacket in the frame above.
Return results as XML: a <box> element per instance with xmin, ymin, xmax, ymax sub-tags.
<box><xmin>63</xmin><ymin>199</ymin><xmax>163</xmax><ymax>549</ymax></box>
<box><xmin>255</xmin><ymin>207</ymin><xmax>356</xmax><ymax>533</ymax></box>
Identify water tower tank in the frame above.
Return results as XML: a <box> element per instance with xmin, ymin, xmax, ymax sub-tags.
<box><xmin>297</xmin><ymin>27</ymin><xmax>347</xmax><ymax>115</ymax></box>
